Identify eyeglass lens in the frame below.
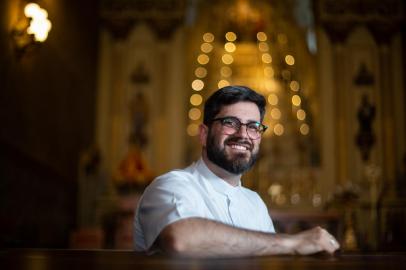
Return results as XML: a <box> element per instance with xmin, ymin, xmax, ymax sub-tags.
<box><xmin>220</xmin><ymin>117</ymin><xmax>263</xmax><ymax>139</ymax></box>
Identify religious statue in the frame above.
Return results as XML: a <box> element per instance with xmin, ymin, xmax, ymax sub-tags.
<box><xmin>356</xmin><ymin>94</ymin><xmax>376</xmax><ymax>161</ymax></box>
<box><xmin>129</xmin><ymin>90</ymin><xmax>149</xmax><ymax>149</ymax></box>
<box><xmin>113</xmin><ymin>64</ymin><xmax>154</xmax><ymax>193</ymax></box>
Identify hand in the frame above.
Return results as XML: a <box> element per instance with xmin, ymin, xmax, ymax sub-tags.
<box><xmin>292</xmin><ymin>226</ymin><xmax>340</xmax><ymax>255</ymax></box>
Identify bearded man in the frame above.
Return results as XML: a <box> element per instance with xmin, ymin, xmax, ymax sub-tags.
<box><xmin>134</xmin><ymin>86</ymin><xmax>339</xmax><ymax>257</ymax></box>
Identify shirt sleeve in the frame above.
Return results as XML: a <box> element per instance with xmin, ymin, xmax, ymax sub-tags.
<box><xmin>136</xmin><ymin>172</ymin><xmax>203</xmax><ymax>250</ymax></box>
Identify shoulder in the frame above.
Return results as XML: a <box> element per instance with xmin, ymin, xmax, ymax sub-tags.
<box><xmin>150</xmin><ymin>166</ymin><xmax>195</xmax><ymax>188</ymax></box>
<box><xmin>240</xmin><ymin>186</ymin><xmax>260</xmax><ymax>198</ymax></box>
<box><xmin>142</xmin><ymin>164</ymin><xmax>199</xmax><ymax>196</ymax></box>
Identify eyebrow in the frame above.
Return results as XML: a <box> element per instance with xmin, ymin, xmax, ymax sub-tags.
<box><xmin>221</xmin><ymin>116</ymin><xmax>261</xmax><ymax>124</ymax></box>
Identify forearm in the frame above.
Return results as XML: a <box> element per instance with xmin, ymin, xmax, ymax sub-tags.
<box><xmin>157</xmin><ymin>218</ymin><xmax>296</xmax><ymax>258</ymax></box>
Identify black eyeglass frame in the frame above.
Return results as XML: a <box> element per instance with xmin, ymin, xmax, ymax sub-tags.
<box><xmin>211</xmin><ymin>116</ymin><xmax>268</xmax><ymax>140</ymax></box>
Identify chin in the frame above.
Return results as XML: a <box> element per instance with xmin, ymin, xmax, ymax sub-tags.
<box><xmin>227</xmin><ymin>151</ymin><xmax>250</xmax><ymax>160</ymax></box>
<box><xmin>226</xmin><ymin>155</ymin><xmax>250</xmax><ymax>165</ymax></box>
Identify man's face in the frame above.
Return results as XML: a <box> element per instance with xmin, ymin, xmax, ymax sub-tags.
<box><xmin>204</xmin><ymin>102</ymin><xmax>262</xmax><ymax>175</ymax></box>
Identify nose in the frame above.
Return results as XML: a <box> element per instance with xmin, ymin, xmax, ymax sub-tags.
<box><xmin>235</xmin><ymin>124</ymin><xmax>250</xmax><ymax>139</ymax></box>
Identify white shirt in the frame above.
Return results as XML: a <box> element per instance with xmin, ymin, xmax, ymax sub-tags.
<box><xmin>134</xmin><ymin>158</ymin><xmax>275</xmax><ymax>251</ymax></box>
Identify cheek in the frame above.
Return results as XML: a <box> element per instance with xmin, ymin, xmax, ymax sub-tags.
<box><xmin>253</xmin><ymin>139</ymin><xmax>261</xmax><ymax>151</ymax></box>
<box><xmin>216</xmin><ymin>135</ymin><xmax>228</xmax><ymax>148</ymax></box>
<box><xmin>209</xmin><ymin>128</ymin><xmax>227</xmax><ymax>146</ymax></box>
<box><xmin>221</xmin><ymin>133</ymin><xmax>237</xmax><ymax>146</ymax></box>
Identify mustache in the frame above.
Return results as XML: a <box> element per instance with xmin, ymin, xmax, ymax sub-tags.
<box><xmin>224</xmin><ymin>137</ymin><xmax>253</xmax><ymax>150</ymax></box>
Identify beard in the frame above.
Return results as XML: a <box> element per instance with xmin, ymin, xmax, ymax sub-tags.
<box><xmin>206</xmin><ymin>130</ymin><xmax>259</xmax><ymax>175</ymax></box>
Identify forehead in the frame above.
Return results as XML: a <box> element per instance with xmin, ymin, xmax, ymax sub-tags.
<box><xmin>216</xmin><ymin>102</ymin><xmax>261</xmax><ymax>122</ymax></box>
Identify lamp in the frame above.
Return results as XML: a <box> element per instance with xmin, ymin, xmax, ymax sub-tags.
<box><xmin>11</xmin><ymin>2</ymin><xmax>52</xmax><ymax>55</ymax></box>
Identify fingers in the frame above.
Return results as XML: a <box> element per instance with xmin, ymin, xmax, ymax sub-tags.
<box><xmin>319</xmin><ymin>228</ymin><xmax>340</xmax><ymax>254</ymax></box>
<box><xmin>293</xmin><ymin>227</ymin><xmax>340</xmax><ymax>255</ymax></box>
<box><xmin>330</xmin><ymin>237</ymin><xmax>340</xmax><ymax>250</ymax></box>
<box><xmin>306</xmin><ymin>226</ymin><xmax>339</xmax><ymax>254</ymax></box>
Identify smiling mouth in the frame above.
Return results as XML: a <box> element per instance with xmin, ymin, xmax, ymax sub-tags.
<box><xmin>229</xmin><ymin>144</ymin><xmax>248</xmax><ymax>151</ymax></box>
<box><xmin>226</xmin><ymin>142</ymin><xmax>252</xmax><ymax>152</ymax></box>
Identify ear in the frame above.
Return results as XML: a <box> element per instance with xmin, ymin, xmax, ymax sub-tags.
<box><xmin>199</xmin><ymin>123</ymin><xmax>209</xmax><ymax>147</ymax></box>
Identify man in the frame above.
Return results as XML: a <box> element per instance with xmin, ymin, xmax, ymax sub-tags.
<box><xmin>134</xmin><ymin>86</ymin><xmax>339</xmax><ymax>257</ymax></box>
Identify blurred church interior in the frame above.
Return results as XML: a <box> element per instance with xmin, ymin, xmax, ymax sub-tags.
<box><xmin>1</xmin><ymin>0</ymin><xmax>405</xmax><ymax>252</ymax></box>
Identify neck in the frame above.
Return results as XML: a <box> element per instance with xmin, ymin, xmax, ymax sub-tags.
<box><xmin>202</xmin><ymin>151</ymin><xmax>241</xmax><ymax>187</ymax></box>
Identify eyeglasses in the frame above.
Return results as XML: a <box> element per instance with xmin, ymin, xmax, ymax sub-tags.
<box><xmin>211</xmin><ymin>116</ymin><xmax>268</xmax><ymax>140</ymax></box>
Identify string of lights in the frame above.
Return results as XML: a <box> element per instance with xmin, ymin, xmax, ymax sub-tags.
<box><xmin>187</xmin><ymin>31</ymin><xmax>311</xmax><ymax>138</ymax></box>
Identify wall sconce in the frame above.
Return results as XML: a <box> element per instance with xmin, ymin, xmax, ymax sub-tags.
<box><xmin>11</xmin><ymin>2</ymin><xmax>52</xmax><ymax>55</ymax></box>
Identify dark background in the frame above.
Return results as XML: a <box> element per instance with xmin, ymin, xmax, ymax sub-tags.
<box><xmin>0</xmin><ymin>0</ymin><xmax>99</xmax><ymax>247</ymax></box>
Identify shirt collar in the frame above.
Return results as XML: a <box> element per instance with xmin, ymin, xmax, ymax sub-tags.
<box><xmin>196</xmin><ymin>157</ymin><xmax>241</xmax><ymax>197</ymax></box>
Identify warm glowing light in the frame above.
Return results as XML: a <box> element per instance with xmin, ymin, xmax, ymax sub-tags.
<box><xmin>197</xmin><ymin>54</ymin><xmax>210</xmax><ymax>65</ymax></box>
<box><xmin>203</xmin><ymin>32</ymin><xmax>214</xmax><ymax>42</ymax></box>
<box><xmin>190</xmin><ymin>94</ymin><xmax>203</xmax><ymax>106</ymax></box>
<box><xmin>268</xmin><ymin>93</ymin><xmax>278</xmax><ymax>105</ymax></box>
<box><xmin>300</xmin><ymin>123</ymin><xmax>310</xmax><ymax>135</ymax></box>
<box><xmin>37</xmin><ymin>8</ymin><xmax>48</xmax><ymax>19</ymax></box>
<box><xmin>258</xmin><ymin>42</ymin><xmax>269</xmax><ymax>52</ymax></box>
<box><xmin>274</xmin><ymin>124</ymin><xmax>284</xmax><ymax>136</ymax></box>
<box><xmin>218</xmin><ymin>79</ymin><xmax>230</xmax><ymax>88</ymax></box>
<box><xmin>191</xmin><ymin>79</ymin><xmax>204</xmax><ymax>91</ymax></box>
<box><xmin>188</xmin><ymin>108</ymin><xmax>201</xmax><ymax>120</ymax></box>
<box><xmin>292</xmin><ymin>95</ymin><xmax>301</xmax><ymax>106</ymax></box>
<box><xmin>297</xmin><ymin>109</ymin><xmax>306</xmax><ymax>120</ymax></box>
<box><xmin>195</xmin><ymin>67</ymin><xmax>207</xmax><ymax>78</ymax></box>
<box><xmin>265</xmin><ymin>80</ymin><xmax>276</xmax><ymax>92</ymax></box>
<box><xmin>24</xmin><ymin>3</ymin><xmax>52</xmax><ymax>42</ymax></box>
<box><xmin>312</xmin><ymin>194</ymin><xmax>322</xmax><ymax>207</ymax></box>
<box><xmin>268</xmin><ymin>184</ymin><xmax>282</xmax><ymax>197</ymax></box>
<box><xmin>220</xmin><ymin>66</ymin><xmax>232</xmax><ymax>77</ymax></box>
<box><xmin>28</xmin><ymin>19</ymin><xmax>52</xmax><ymax>41</ymax></box>
<box><xmin>291</xmin><ymin>194</ymin><xmax>301</xmax><ymax>204</ymax></box>
<box><xmin>224</xmin><ymin>42</ymin><xmax>236</xmax><ymax>53</ymax></box>
<box><xmin>271</xmin><ymin>108</ymin><xmax>281</xmax><ymax>120</ymax></box>
<box><xmin>24</xmin><ymin>3</ymin><xmax>41</xmax><ymax>17</ymax></box>
<box><xmin>222</xmin><ymin>54</ymin><xmax>234</xmax><ymax>64</ymax></box>
<box><xmin>290</xmin><ymin>80</ymin><xmax>300</xmax><ymax>92</ymax></box>
<box><xmin>262</xmin><ymin>53</ymin><xmax>272</xmax><ymax>64</ymax></box>
<box><xmin>285</xmin><ymin>55</ymin><xmax>295</xmax><ymax>65</ymax></box>
<box><xmin>201</xmin><ymin>42</ymin><xmax>213</xmax><ymax>53</ymax></box>
<box><xmin>187</xmin><ymin>123</ymin><xmax>199</xmax><ymax>136</ymax></box>
<box><xmin>277</xmin><ymin>33</ymin><xmax>288</xmax><ymax>44</ymax></box>
<box><xmin>264</xmin><ymin>67</ymin><xmax>274</xmax><ymax>77</ymax></box>
<box><xmin>256</xmin><ymin>32</ymin><xmax>267</xmax><ymax>41</ymax></box>
<box><xmin>225</xmin><ymin>32</ymin><xmax>237</xmax><ymax>42</ymax></box>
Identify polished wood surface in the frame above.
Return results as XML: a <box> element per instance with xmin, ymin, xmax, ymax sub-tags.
<box><xmin>1</xmin><ymin>249</ymin><xmax>405</xmax><ymax>270</ymax></box>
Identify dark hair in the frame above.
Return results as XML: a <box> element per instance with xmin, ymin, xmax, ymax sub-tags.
<box><xmin>203</xmin><ymin>86</ymin><xmax>266</xmax><ymax>125</ymax></box>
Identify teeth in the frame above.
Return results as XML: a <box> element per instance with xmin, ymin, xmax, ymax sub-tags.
<box><xmin>230</xmin><ymin>144</ymin><xmax>247</xmax><ymax>150</ymax></box>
